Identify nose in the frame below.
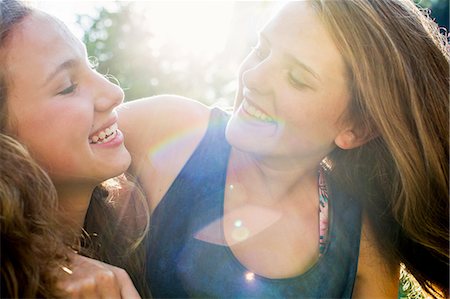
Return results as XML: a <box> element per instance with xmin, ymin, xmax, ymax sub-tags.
<box><xmin>93</xmin><ymin>73</ymin><xmax>125</xmax><ymax>112</ymax></box>
<box><xmin>241</xmin><ymin>56</ymin><xmax>274</xmax><ymax>96</ymax></box>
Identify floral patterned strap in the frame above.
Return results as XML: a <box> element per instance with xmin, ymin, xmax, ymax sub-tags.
<box><xmin>318</xmin><ymin>168</ymin><xmax>329</xmax><ymax>255</ymax></box>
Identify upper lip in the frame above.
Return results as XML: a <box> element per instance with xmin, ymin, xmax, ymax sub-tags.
<box><xmin>242</xmin><ymin>91</ymin><xmax>272</xmax><ymax>117</ymax></box>
<box><xmin>89</xmin><ymin>115</ymin><xmax>118</xmax><ymax>138</ymax></box>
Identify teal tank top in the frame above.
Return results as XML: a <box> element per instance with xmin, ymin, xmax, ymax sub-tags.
<box><xmin>146</xmin><ymin>108</ymin><xmax>362</xmax><ymax>298</ymax></box>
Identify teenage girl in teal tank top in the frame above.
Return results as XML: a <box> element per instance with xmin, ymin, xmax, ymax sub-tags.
<box><xmin>119</xmin><ymin>1</ymin><xmax>449</xmax><ymax>297</ymax></box>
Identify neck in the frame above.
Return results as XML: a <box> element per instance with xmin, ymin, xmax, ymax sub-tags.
<box><xmin>230</xmin><ymin>148</ymin><xmax>320</xmax><ymax>203</ymax></box>
<box><xmin>56</xmin><ymin>183</ymin><xmax>97</xmax><ymax>233</ymax></box>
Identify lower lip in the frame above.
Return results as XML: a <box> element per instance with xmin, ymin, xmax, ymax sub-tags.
<box><xmin>90</xmin><ymin>129</ymin><xmax>124</xmax><ymax>148</ymax></box>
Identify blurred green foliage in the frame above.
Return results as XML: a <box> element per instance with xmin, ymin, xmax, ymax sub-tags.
<box><xmin>78</xmin><ymin>2</ymin><xmax>275</xmax><ymax>105</ymax></box>
<box><xmin>79</xmin><ymin>2</ymin><xmax>230</xmax><ymax>104</ymax></box>
<box><xmin>79</xmin><ymin>0</ymin><xmax>447</xmax><ymax>105</ymax></box>
<box><xmin>415</xmin><ymin>0</ymin><xmax>449</xmax><ymax>29</ymax></box>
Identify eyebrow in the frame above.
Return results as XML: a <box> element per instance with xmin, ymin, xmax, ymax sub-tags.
<box><xmin>259</xmin><ymin>31</ymin><xmax>321</xmax><ymax>82</ymax></box>
<box><xmin>289</xmin><ymin>54</ymin><xmax>321</xmax><ymax>83</ymax></box>
<box><xmin>43</xmin><ymin>59</ymin><xmax>78</xmax><ymax>87</ymax></box>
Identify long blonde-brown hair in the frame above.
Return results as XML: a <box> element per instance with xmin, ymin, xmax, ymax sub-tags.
<box><xmin>0</xmin><ymin>133</ymin><xmax>71</xmax><ymax>298</ymax></box>
<box><xmin>0</xmin><ymin>0</ymin><xmax>150</xmax><ymax>297</ymax></box>
<box><xmin>312</xmin><ymin>0</ymin><xmax>449</xmax><ymax>297</ymax></box>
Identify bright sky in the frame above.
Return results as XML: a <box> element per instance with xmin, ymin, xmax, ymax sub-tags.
<box><xmin>32</xmin><ymin>1</ymin><xmax>282</xmax><ymax>56</ymax></box>
<box><xmin>140</xmin><ymin>2</ymin><xmax>235</xmax><ymax>55</ymax></box>
<box><xmin>30</xmin><ymin>1</ymin><xmax>283</xmax><ymax>103</ymax></box>
<box><xmin>30</xmin><ymin>1</ymin><xmax>100</xmax><ymax>38</ymax></box>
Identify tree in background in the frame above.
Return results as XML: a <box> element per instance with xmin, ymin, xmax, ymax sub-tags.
<box><xmin>79</xmin><ymin>2</ymin><xmax>210</xmax><ymax>103</ymax></box>
<box><xmin>79</xmin><ymin>0</ymin><xmax>447</xmax><ymax>106</ymax></box>
<box><xmin>78</xmin><ymin>2</ymin><xmax>275</xmax><ymax>105</ymax></box>
<box><xmin>415</xmin><ymin>0</ymin><xmax>449</xmax><ymax>30</ymax></box>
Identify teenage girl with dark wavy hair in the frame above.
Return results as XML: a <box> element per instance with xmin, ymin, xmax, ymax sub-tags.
<box><xmin>0</xmin><ymin>1</ymin><xmax>149</xmax><ymax>297</ymax></box>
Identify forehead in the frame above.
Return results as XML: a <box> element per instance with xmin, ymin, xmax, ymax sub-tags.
<box><xmin>268</xmin><ymin>2</ymin><xmax>317</xmax><ymax>29</ymax></box>
<box><xmin>8</xmin><ymin>11</ymin><xmax>83</xmax><ymax>53</ymax></box>
<box><xmin>4</xmin><ymin>11</ymin><xmax>85</xmax><ymax>82</ymax></box>
<box><xmin>262</xmin><ymin>1</ymin><xmax>347</xmax><ymax>81</ymax></box>
<box><xmin>264</xmin><ymin>2</ymin><xmax>332</xmax><ymax>49</ymax></box>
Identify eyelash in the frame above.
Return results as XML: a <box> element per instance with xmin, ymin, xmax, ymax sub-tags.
<box><xmin>58</xmin><ymin>83</ymin><xmax>78</xmax><ymax>95</ymax></box>
<box><xmin>288</xmin><ymin>73</ymin><xmax>308</xmax><ymax>89</ymax></box>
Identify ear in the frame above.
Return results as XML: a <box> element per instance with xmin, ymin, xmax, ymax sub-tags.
<box><xmin>334</xmin><ymin>127</ymin><xmax>374</xmax><ymax>150</ymax></box>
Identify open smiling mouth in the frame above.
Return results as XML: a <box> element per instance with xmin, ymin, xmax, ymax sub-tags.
<box><xmin>242</xmin><ymin>100</ymin><xmax>275</xmax><ymax>123</ymax></box>
<box><xmin>89</xmin><ymin>123</ymin><xmax>118</xmax><ymax>144</ymax></box>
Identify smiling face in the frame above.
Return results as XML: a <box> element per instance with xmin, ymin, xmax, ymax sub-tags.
<box><xmin>226</xmin><ymin>1</ymin><xmax>355</xmax><ymax>167</ymax></box>
<box><xmin>3</xmin><ymin>12</ymin><xmax>131</xmax><ymax>191</ymax></box>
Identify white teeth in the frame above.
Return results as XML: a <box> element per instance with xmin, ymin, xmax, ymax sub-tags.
<box><xmin>89</xmin><ymin>123</ymin><xmax>118</xmax><ymax>144</ymax></box>
<box><xmin>243</xmin><ymin>101</ymin><xmax>274</xmax><ymax>122</ymax></box>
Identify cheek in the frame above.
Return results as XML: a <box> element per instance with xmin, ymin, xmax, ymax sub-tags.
<box><xmin>18</xmin><ymin>104</ymin><xmax>72</xmax><ymax>136</ymax></box>
<box><xmin>13</xmin><ymin>101</ymin><xmax>92</xmax><ymax>165</ymax></box>
<box><xmin>280</xmin><ymin>99</ymin><xmax>339</xmax><ymax>142</ymax></box>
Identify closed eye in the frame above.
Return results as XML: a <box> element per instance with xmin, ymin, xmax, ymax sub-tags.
<box><xmin>58</xmin><ymin>83</ymin><xmax>78</xmax><ymax>95</ymax></box>
<box><xmin>288</xmin><ymin>72</ymin><xmax>309</xmax><ymax>89</ymax></box>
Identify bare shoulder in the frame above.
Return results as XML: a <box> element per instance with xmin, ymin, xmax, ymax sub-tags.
<box><xmin>118</xmin><ymin>95</ymin><xmax>212</xmax><ymax>212</ymax></box>
<box><xmin>120</xmin><ymin>94</ymin><xmax>210</xmax><ymax>118</ymax></box>
<box><xmin>118</xmin><ymin>95</ymin><xmax>210</xmax><ymax>157</ymax></box>
<box><xmin>353</xmin><ymin>213</ymin><xmax>399</xmax><ymax>299</ymax></box>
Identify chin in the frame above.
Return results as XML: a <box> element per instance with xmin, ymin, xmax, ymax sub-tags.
<box><xmin>113</xmin><ymin>155</ymin><xmax>132</xmax><ymax>175</ymax></box>
<box><xmin>100</xmin><ymin>155</ymin><xmax>131</xmax><ymax>181</ymax></box>
<box><xmin>225</xmin><ymin>115</ymin><xmax>256</xmax><ymax>153</ymax></box>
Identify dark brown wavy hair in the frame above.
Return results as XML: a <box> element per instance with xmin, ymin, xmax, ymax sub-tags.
<box><xmin>0</xmin><ymin>133</ymin><xmax>71</xmax><ymax>298</ymax></box>
<box><xmin>0</xmin><ymin>0</ymin><xmax>150</xmax><ymax>297</ymax></box>
<box><xmin>312</xmin><ymin>0</ymin><xmax>449</xmax><ymax>297</ymax></box>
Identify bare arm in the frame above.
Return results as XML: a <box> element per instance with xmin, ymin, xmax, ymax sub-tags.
<box><xmin>118</xmin><ymin>95</ymin><xmax>211</xmax><ymax>213</ymax></box>
<box><xmin>353</xmin><ymin>214</ymin><xmax>399</xmax><ymax>298</ymax></box>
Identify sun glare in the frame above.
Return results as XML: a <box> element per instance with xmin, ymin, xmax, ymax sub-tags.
<box><xmin>35</xmin><ymin>1</ymin><xmax>282</xmax><ymax>60</ymax></box>
<box><xmin>34</xmin><ymin>1</ymin><xmax>281</xmax><ymax>102</ymax></box>
<box><xmin>34</xmin><ymin>1</ymin><xmax>237</xmax><ymax>56</ymax></box>
<box><xmin>140</xmin><ymin>2</ymin><xmax>235</xmax><ymax>56</ymax></box>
